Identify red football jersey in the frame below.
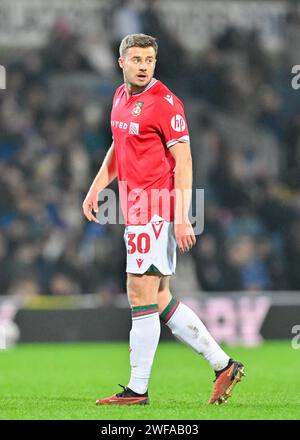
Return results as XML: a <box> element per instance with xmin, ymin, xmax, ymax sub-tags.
<box><xmin>111</xmin><ymin>78</ymin><xmax>190</xmax><ymax>225</ymax></box>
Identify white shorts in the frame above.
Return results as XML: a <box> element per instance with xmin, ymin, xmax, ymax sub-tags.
<box><xmin>124</xmin><ymin>215</ymin><xmax>177</xmax><ymax>275</ymax></box>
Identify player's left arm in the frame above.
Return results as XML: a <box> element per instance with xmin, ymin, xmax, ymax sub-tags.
<box><xmin>169</xmin><ymin>142</ymin><xmax>196</xmax><ymax>253</ymax></box>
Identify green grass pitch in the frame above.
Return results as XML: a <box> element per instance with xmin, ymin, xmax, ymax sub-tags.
<box><xmin>0</xmin><ymin>341</ymin><xmax>299</xmax><ymax>420</ymax></box>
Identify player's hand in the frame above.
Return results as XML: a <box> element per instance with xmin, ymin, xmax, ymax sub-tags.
<box><xmin>174</xmin><ymin>221</ymin><xmax>196</xmax><ymax>253</ymax></box>
<box><xmin>82</xmin><ymin>189</ymin><xmax>99</xmax><ymax>223</ymax></box>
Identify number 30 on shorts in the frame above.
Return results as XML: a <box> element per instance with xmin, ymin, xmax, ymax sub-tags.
<box><xmin>127</xmin><ymin>233</ymin><xmax>151</xmax><ymax>254</ymax></box>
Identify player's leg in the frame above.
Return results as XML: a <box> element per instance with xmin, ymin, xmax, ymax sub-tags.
<box><xmin>158</xmin><ymin>276</ymin><xmax>245</xmax><ymax>404</ymax></box>
<box><xmin>96</xmin><ymin>272</ymin><xmax>161</xmax><ymax>405</ymax></box>
<box><xmin>158</xmin><ymin>276</ymin><xmax>229</xmax><ymax>369</ymax></box>
<box><xmin>126</xmin><ymin>272</ymin><xmax>161</xmax><ymax>396</ymax></box>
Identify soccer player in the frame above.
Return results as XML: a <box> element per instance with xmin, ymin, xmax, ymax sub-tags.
<box><xmin>82</xmin><ymin>34</ymin><xmax>245</xmax><ymax>405</ymax></box>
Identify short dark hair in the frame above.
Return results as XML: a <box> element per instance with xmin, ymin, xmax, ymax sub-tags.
<box><xmin>119</xmin><ymin>33</ymin><xmax>158</xmax><ymax>57</ymax></box>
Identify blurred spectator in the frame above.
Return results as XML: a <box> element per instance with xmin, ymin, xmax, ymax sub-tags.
<box><xmin>284</xmin><ymin>5</ymin><xmax>300</xmax><ymax>68</ymax></box>
<box><xmin>41</xmin><ymin>20</ymin><xmax>92</xmax><ymax>72</ymax></box>
<box><xmin>227</xmin><ymin>236</ymin><xmax>271</xmax><ymax>291</ymax></box>
<box><xmin>49</xmin><ymin>273</ymin><xmax>81</xmax><ymax>296</ymax></box>
<box><xmin>111</xmin><ymin>0</ymin><xmax>143</xmax><ymax>56</ymax></box>
<box><xmin>142</xmin><ymin>0</ymin><xmax>187</xmax><ymax>82</ymax></box>
<box><xmin>192</xmin><ymin>234</ymin><xmax>224</xmax><ymax>292</ymax></box>
<box><xmin>256</xmin><ymin>86</ymin><xmax>284</xmax><ymax>141</ymax></box>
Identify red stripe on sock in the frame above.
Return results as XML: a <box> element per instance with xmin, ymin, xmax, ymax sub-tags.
<box><xmin>164</xmin><ymin>300</ymin><xmax>179</xmax><ymax>323</ymax></box>
<box><xmin>132</xmin><ymin>308</ymin><xmax>159</xmax><ymax>318</ymax></box>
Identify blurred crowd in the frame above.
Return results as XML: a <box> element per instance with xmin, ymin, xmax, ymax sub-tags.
<box><xmin>1</xmin><ymin>0</ymin><xmax>300</xmax><ymax>298</ymax></box>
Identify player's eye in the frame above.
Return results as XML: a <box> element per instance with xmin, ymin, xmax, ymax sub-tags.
<box><xmin>131</xmin><ymin>58</ymin><xmax>154</xmax><ymax>64</ymax></box>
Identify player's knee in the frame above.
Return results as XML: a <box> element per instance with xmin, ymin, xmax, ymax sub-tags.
<box><xmin>127</xmin><ymin>289</ymin><xmax>142</xmax><ymax>307</ymax></box>
<box><xmin>127</xmin><ymin>278</ymin><xmax>146</xmax><ymax>306</ymax></box>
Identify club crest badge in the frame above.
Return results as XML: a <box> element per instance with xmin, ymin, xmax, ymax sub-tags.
<box><xmin>132</xmin><ymin>101</ymin><xmax>144</xmax><ymax>116</ymax></box>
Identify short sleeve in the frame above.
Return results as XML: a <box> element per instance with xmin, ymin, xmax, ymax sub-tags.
<box><xmin>156</xmin><ymin>94</ymin><xmax>190</xmax><ymax>148</ymax></box>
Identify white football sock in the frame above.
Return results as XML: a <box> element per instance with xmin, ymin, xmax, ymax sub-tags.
<box><xmin>127</xmin><ymin>304</ymin><xmax>161</xmax><ymax>394</ymax></box>
<box><xmin>162</xmin><ymin>299</ymin><xmax>229</xmax><ymax>371</ymax></box>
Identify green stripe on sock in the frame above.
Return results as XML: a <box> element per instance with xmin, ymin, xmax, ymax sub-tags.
<box><xmin>132</xmin><ymin>304</ymin><xmax>159</xmax><ymax>317</ymax></box>
<box><xmin>160</xmin><ymin>298</ymin><xmax>178</xmax><ymax>323</ymax></box>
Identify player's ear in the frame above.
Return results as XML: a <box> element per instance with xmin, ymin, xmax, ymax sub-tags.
<box><xmin>118</xmin><ymin>57</ymin><xmax>124</xmax><ymax>69</ymax></box>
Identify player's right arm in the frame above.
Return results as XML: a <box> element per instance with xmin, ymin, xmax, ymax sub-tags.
<box><xmin>82</xmin><ymin>141</ymin><xmax>117</xmax><ymax>223</ymax></box>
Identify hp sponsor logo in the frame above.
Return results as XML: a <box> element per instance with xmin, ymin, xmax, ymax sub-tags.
<box><xmin>171</xmin><ymin>114</ymin><xmax>186</xmax><ymax>132</ymax></box>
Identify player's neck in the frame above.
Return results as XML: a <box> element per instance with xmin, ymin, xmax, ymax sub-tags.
<box><xmin>125</xmin><ymin>79</ymin><xmax>154</xmax><ymax>98</ymax></box>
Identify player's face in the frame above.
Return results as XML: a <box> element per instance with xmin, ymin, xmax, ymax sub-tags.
<box><xmin>119</xmin><ymin>47</ymin><xmax>157</xmax><ymax>91</ymax></box>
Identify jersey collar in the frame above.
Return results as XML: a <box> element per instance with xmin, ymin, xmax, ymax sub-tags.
<box><xmin>127</xmin><ymin>78</ymin><xmax>158</xmax><ymax>98</ymax></box>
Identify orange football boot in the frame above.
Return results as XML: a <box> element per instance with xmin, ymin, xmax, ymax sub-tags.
<box><xmin>96</xmin><ymin>384</ymin><xmax>149</xmax><ymax>405</ymax></box>
<box><xmin>208</xmin><ymin>359</ymin><xmax>245</xmax><ymax>405</ymax></box>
